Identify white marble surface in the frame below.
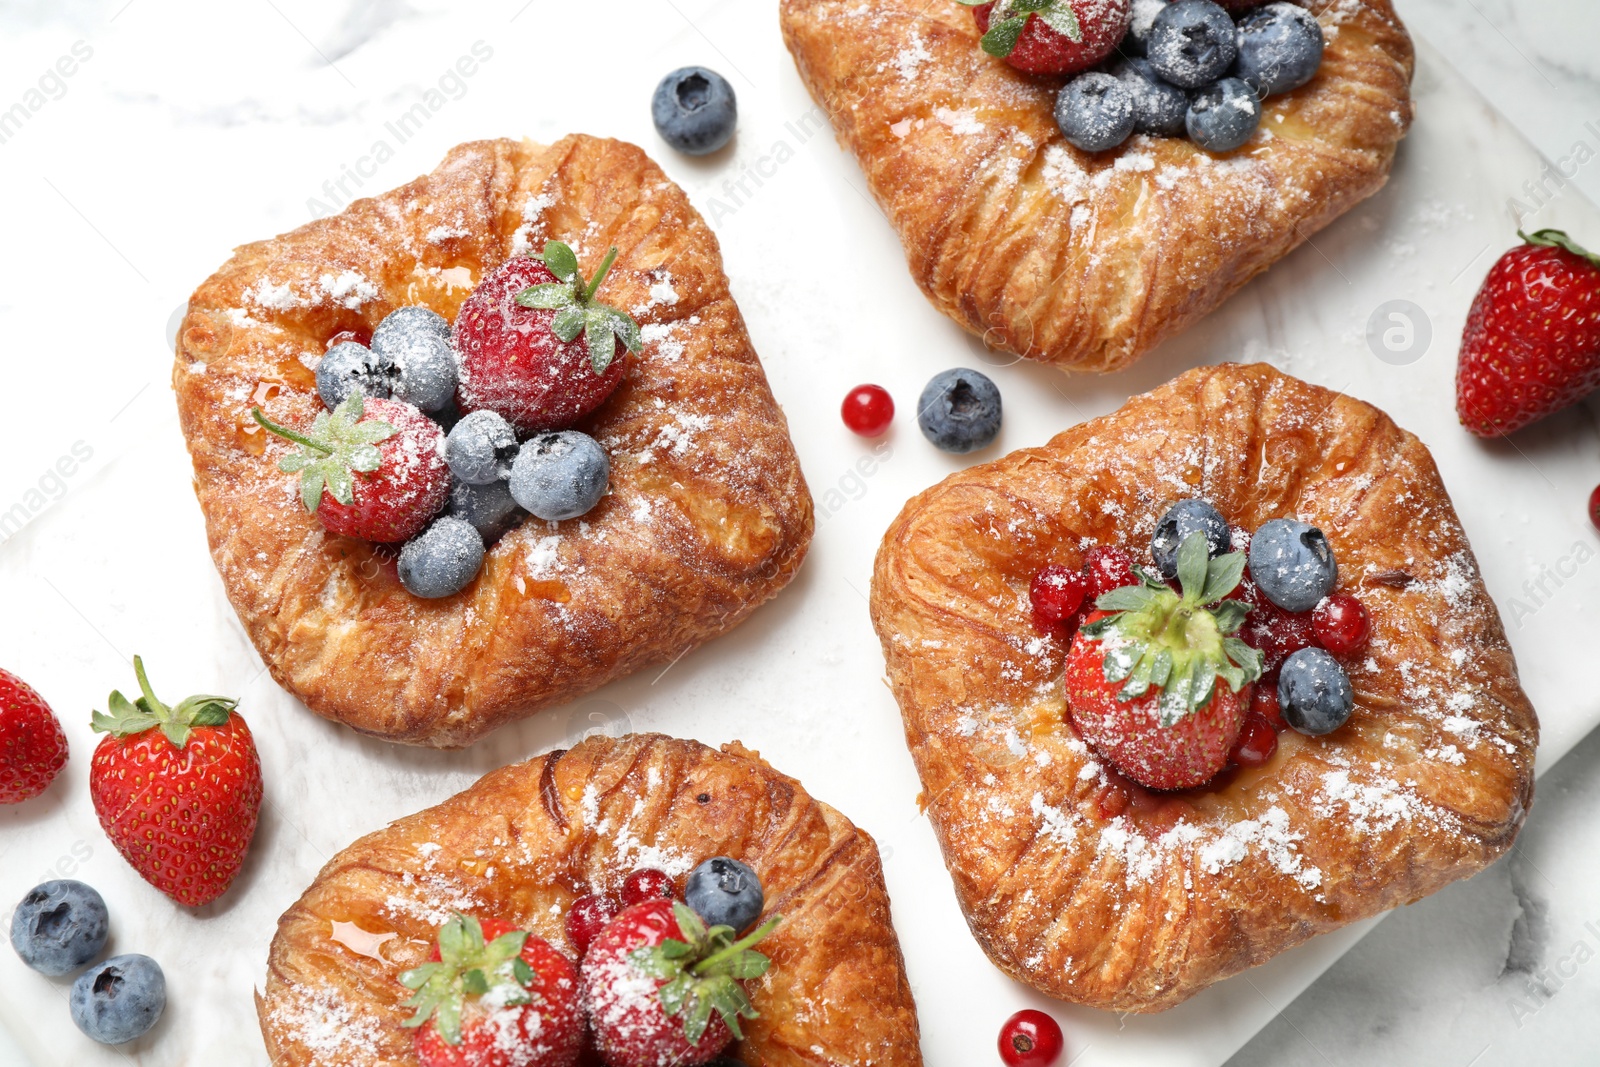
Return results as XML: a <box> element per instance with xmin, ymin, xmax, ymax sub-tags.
<box><xmin>0</xmin><ymin>2</ymin><xmax>1597</xmax><ymax>1066</ymax></box>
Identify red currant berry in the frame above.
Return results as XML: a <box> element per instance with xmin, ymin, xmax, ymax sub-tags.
<box><xmin>1588</xmin><ymin>484</ymin><xmax>1599</xmax><ymax>532</ymax></box>
<box><xmin>1229</xmin><ymin>713</ymin><xmax>1279</xmax><ymax>768</ymax></box>
<box><xmin>1030</xmin><ymin>565</ymin><xmax>1088</xmax><ymax>629</ymax></box>
<box><xmin>621</xmin><ymin>868</ymin><xmax>676</xmax><ymax>906</ymax></box>
<box><xmin>1233</xmin><ymin>577</ymin><xmax>1317</xmax><ymax>670</ymax></box>
<box><xmin>565</xmin><ymin>893</ymin><xmax>619</xmax><ymax>956</ymax></box>
<box><xmin>1250</xmin><ymin>671</ymin><xmax>1286</xmax><ymax>731</ymax></box>
<box><xmin>326</xmin><ymin>328</ymin><xmax>371</xmax><ymax>352</ymax></box>
<box><xmin>999</xmin><ymin>1008</ymin><xmax>1064</xmax><ymax>1067</ymax></box>
<box><xmin>842</xmin><ymin>384</ymin><xmax>894</xmax><ymax>437</ymax></box>
<box><xmin>1313</xmin><ymin>593</ymin><xmax>1370</xmax><ymax>656</ymax></box>
<box><xmin>1083</xmin><ymin>545</ymin><xmax>1137</xmax><ymax>598</ymax></box>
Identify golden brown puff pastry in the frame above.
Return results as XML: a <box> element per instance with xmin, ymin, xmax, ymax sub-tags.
<box><xmin>779</xmin><ymin>0</ymin><xmax>1415</xmax><ymax>373</ymax></box>
<box><xmin>869</xmin><ymin>363</ymin><xmax>1537</xmax><ymax>1012</ymax></box>
<box><xmin>256</xmin><ymin>733</ymin><xmax>923</xmax><ymax>1065</ymax></box>
<box><xmin>172</xmin><ymin>136</ymin><xmax>813</xmax><ymax>748</ymax></box>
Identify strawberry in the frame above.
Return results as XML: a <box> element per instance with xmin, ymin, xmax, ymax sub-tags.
<box><xmin>1457</xmin><ymin>229</ymin><xmax>1600</xmax><ymax>438</ymax></box>
<box><xmin>401</xmin><ymin>914</ymin><xmax>584</xmax><ymax>1067</ymax></box>
<box><xmin>455</xmin><ymin>241</ymin><xmax>642</xmax><ymax>433</ymax></box>
<box><xmin>581</xmin><ymin>899</ymin><xmax>780</xmax><ymax>1067</ymax></box>
<box><xmin>0</xmin><ymin>668</ymin><xmax>68</xmax><ymax>804</ymax></box>
<box><xmin>253</xmin><ymin>388</ymin><xmax>450</xmax><ymax>543</ymax></box>
<box><xmin>961</xmin><ymin>0</ymin><xmax>1131</xmax><ymax>76</ymax></box>
<box><xmin>89</xmin><ymin>657</ymin><xmax>263</xmax><ymax>907</ymax></box>
<box><xmin>1065</xmin><ymin>533</ymin><xmax>1263</xmax><ymax>790</ymax></box>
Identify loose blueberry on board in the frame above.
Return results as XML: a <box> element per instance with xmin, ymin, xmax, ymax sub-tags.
<box><xmin>1233</xmin><ymin>2</ymin><xmax>1325</xmax><ymax>97</ymax></box>
<box><xmin>1248</xmin><ymin>518</ymin><xmax>1337</xmax><ymax>612</ymax></box>
<box><xmin>1055</xmin><ymin>72</ymin><xmax>1136</xmax><ymax>153</ymax></box>
<box><xmin>70</xmin><ymin>954</ymin><xmax>166</xmax><ymax>1045</ymax></box>
<box><xmin>565</xmin><ymin>893</ymin><xmax>620</xmax><ymax>957</ymax></box>
<box><xmin>1278</xmin><ymin>647</ymin><xmax>1355</xmax><ymax>735</ymax></box>
<box><xmin>1147</xmin><ymin>0</ymin><xmax>1238</xmax><ymax>89</ymax></box>
<box><xmin>1312</xmin><ymin>592</ymin><xmax>1370</xmax><ymax>656</ymax></box>
<box><xmin>370</xmin><ymin>306</ymin><xmax>457</xmax><ymax>413</ymax></box>
<box><xmin>10</xmin><ymin>880</ymin><xmax>109</xmax><ymax>977</ymax></box>
<box><xmin>652</xmin><ymin>67</ymin><xmax>738</xmax><ymax>156</ymax></box>
<box><xmin>1114</xmin><ymin>58</ymin><xmax>1190</xmax><ymax>138</ymax></box>
<box><xmin>1122</xmin><ymin>0</ymin><xmax>1168</xmax><ymax>57</ymax></box>
<box><xmin>446</xmin><ymin>409</ymin><xmax>520</xmax><ymax>486</ymax></box>
<box><xmin>998</xmin><ymin>1008</ymin><xmax>1065</xmax><ymax>1067</ymax></box>
<box><xmin>316</xmin><ymin>342</ymin><xmax>393</xmax><ymax>411</ymax></box>
<box><xmin>842</xmin><ymin>384</ymin><xmax>895</xmax><ymax>437</ymax></box>
<box><xmin>1150</xmin><ymin>499</ymin><xmax>1231</xmax><ymax>579</ymax></box>
<box><xmin>397</xmin><ymin>516</ymin><xmax>485</xmax><ymax>599</ymax></box>
<box><xmin>1030</xmin><ymin>564</ymin><xmax>1089</xmax><ymax>629</ymax></box>
<box><xmin>685</xmin><ymin>857</ymin><xmax>764</xmax><ymax>934</ymax></box>
<box><xmin>621</xmin><ymin>868</ymin><xmax>676</xmax><ymax>907</ymax></box>
<box><xmin>508</xmin><ymin>431</ymin><xmax>611</xmax><ymax>522</ymax></box>
<box><xmin>448</xmin><ymin>477</ymin><xmax>524</xmax><ymax>544</ymax></box>
<box><xmin>1186</xmin><ymin>77</ymin><xmax>1262</xmax><ymax>152</ymax></box>
<box><xmin>917</xmin><ymin>368</ymin><xmax>1003</xmax><ymax>454</ymax></box>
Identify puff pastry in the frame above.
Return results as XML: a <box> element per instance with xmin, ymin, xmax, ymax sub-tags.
<box><xmin>257</xmin><ymin>733</ymin><xmax>923</xmax><ymax>1065</ymax></box>
<box><xmin>172</xmin><ymin>136</ymin><xmax>812</xmax><ymax>747</ymax></box>
<box><xmin>870</xmin><ymin>363</ymin><xmax>1537</xmax><ymax>1011</ymax></box>
<box><xmin>779</xmin><ymin>0</ymin><xmax>1415</xmax><ymax>373</ymax></box>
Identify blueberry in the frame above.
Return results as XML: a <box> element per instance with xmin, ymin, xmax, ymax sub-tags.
<box><xmin>1114</xmin><ymin>58</ymin><xmax>1190</xmax><ymax>138</ymax></box>
<box><xmin>1278</xmin><ymin>647</ymin><xmax>1354</xmax><ymax>735</ymax></box>
<box><xmin>429</xmin><ymin>398</ymin><xmax>463</xmax><ymax>434</ymax></box>
<box><xmin>398</xmin><ymin>516</ymin><xmax>485</xmax><ymax>599</ymax></box>
<box><xmin>1186</xmin><ymin>77</ymin><xmax>1262</xmax><ymax>152</ymax></box>
<box><xmin>1148</xmin><ymin>0</ymin><xmax>1238</xmax><ymax>89</ymax></box>
<box><xmin>10</xmin><ymin>880</ymin><xmax>109</xmax><ymax>977</ymax></box>
<box><xmin>917</xmin><ymin>368</ymin><xmax>1002</xmax><ymax>454</ymax></box>
<box><xmin>316</xmin><ymin>342</ymin><xmax>392</xmax><ymax>411</ymax></box>
<box><xmin>1055</xmin><ymin>72</ymin><xmax>1135</xmax><ymax>153</ymax></box>
<box><xmin>449</xmin><ymin>477</ymin><xmax>525</xmax><ymax>544</ymax></box>
<box><xmin>652</xmin><ymin>67</ymin><xmax>737</xmax><ymax>156</ymax></box>
<box><xmin>685</xmin><ymin>857</ymin><xmax>764</xmax><ymax>933</ymax></box>
<box><xmin>1248</xmin><ymin>518</ymin><xmax>1337</xmax><ymax>612</ymax></box>
<box><xmin>1234</xmin><ymin>2</ymin><xmax>1324</xmax><ymax>97</ymax></box>
<box><xmin>371</xmin><ymin>306</ymin><xmax>457</xmax><ymax>413</ymax></box>
<box><xmin>509</xmin><ymin>431</ymin><xmax>610</xmax><ymax>521</ymax></box>
<box><xmin>1122</xmin><ymin>0</ymin><xmax>1168</xmax><ymax>57</ymax></box>
<box><xmin>70</xmin><ymin>954</ymin><xmax>165</xmax><ymax>1045</ymax></box>
<box><xmin>1150</xmin><ymin>499</ymin><xmax>1231</xmax><ymax>579</ymax></box>
<box><xmin>446</xmin><ymin>410</ymin><xmax>520</xmax><ymax>485</ymax></box>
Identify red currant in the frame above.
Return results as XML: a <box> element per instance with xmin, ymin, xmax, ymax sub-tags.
<box><xmin>1083</xmin><ymin>545</ymin><xmax>1137</xmax><ymax>598</ymax></box>
<box><xmin>1233</xmin><ymin>577</ymin><xmax>1317</xmax><ymax>671</ymax></box>
<box><xmin>1030</xmin><ymin>565</ymin><xmax>1088</xmax><ymax>629</ymax></box>
<box><xmin>326</xmin><ymin>328</ymin><xmax>371</xmax><ymax>352</ymax></box>
<box><xmin>841</xmin><ymin>384</ymin><xmax>894</xmax><ymax>437</ymax></box>
<box><xmin>565</xmin><ymin>893</ymin><xmax>619</xmax><ymax>956</ymax></box>
<box><xmin>999</xmin><ymin>1008</ymin><xmax>1064</xmax><ymax>1067</ymax></box>
<box><xmin>620</xmin><ymin>868</ymin><xmax>676</xmax><ymax>907</ymax></box>
<box><xmin>1588</xmin><ymin>484</ymin><xmax>1599</xmax><ymax>532</ymax></box>
<box><xmin>1250</xmin><ymin>671</ymin><xmax>1286</xmax><ymax>731</ymax></box>
<box><xmin>1313</xmin><ymin>593</ymin><xmax>1370</xmax><ymax>656</ymax></box>
<box><xmin>1229</xmin><ymin>713</ymin><xmax>1278</xmax><ymax>768</ymax></box>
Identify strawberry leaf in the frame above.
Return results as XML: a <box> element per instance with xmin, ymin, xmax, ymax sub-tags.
<box><xmin>1035</xmin><ymin>1</ymin><xmax>1083</xmax><ymax>42</ymax></box>
<box><xmin>540</xmin><ymin>239</ymin><xmax>580</xmax><ymax>282</ymax></box>
<box><xmin>252</xmin><ymin>388</ymin><xmax>396</xmax><ymax>515</ymax></box>
<box><xmin>516</xmin><ymin>282</ymin><xmax>578</xmax><ymax>311</ymax></box>
<box><xmin>552</xmin><ymin>305</ymin><xmax>587</xmax><ymax>344</ymax></box>
<box><xmin>1522</xmin><ymin>228</ymin><xmax>1600</xmax><ymax>269</ymax></box>
<box><xmin>91</xmin><ymin>657</ymin><xmax>238</xmax><ymax>748</ymax></box>
<box><xmin>516</xmin><ymin>240</ymin><xmax>644</xmax><ymax>377</ymax></box>
<box><xmin>401</xmin><ymin>914</ymin><xmax>539</xmax><ymax>1048</ymax></box>
<box><xmin>980</xmin><ymin>14</ymin><xmax>1029</xmax><ymax>57</ymax></box>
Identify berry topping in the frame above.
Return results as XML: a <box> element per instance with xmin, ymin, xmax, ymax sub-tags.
<box><xmin>89</xmin><ymin>658</ymin><xmax>263</xmax><ymax>907</ymax></box>
<box><xmin>326</xmin><ymin>328</ymin><xmax>372</xmax><ymax>351</ymax></box>
<box><xmin>0</xmin><ymin>668</ymin><xmax>67</xmax><ymax>805</ymax></box>
<box><xmin>998</xmin><ymin>1008</ymin><xmax>1064</xmax><ymax>1067</ymax></box>
<box><xmin>1147</xmin><ymin>0</ymin><xmax>1238</xmax><ymax>89</ymax></box>
<box><xmin>842</xmin><ymin>384</ymin><xmax>895</xmax><ymax>437</ymax></box>
<box><xmin>622</xmin><ymin>868</ymin><xmax>677</xmax><ymax>907</ymax></box>
<box><xmin>454</xmin><ymin>243</ymin><xmax>640</xmax><ymax>433</ymax></box>
<box><xmin>1233</xmin><ymin>2</ymin><xmax>1325</xmax><ymax>97</ymax></box>
<box><xmin>1278</xmin><ymin>647</ymin><xmax>1354</xmax><ymax>736</ymax></box>
<box><xmin>508</xmin><ymin>431</ymin><xmax>610</xmax><ymax>522</ymax></box>
<box><xmin>399</xmin><ymin>517</ymin><xmax>485</xmax><ymax>599</ymax></box>
<box><xmin>370</xmin><ymin>306</ymin><xmax>459</xmax><ymax>414</ymax></box>
<box><xmin>1150</xmin><ymin>499</ymin><xmax>1230</xmax><ymax>580</ymax></box>
<box><xmin>652</xmin><ymin>67</ymin><xmax>738</xmax><ymax>156</ymax></box>
<box><xmin>1114</xmin><ymin>57</ymin><xmax>1190</xmax><ymax>138</ymax></box>
<box><xmin>1228</xmin><ymin>712</ymin><xmax>1278</xmax><ymax>768</ymax></box>
<box><xmin>1121</xmin><ymin>0</ymin><xmax>1166</xmax><ymax>57</ymax></box>
<box><xmin>1247</xmin><ymin>518</ymin><xmax>1337</xmax><ymax>612</ymax></box>
<box><xmin>1186</xmin><ymin>77</ymin><xmax>1262</xmax><ymax>152</ymax></box>
<box><xmin>10</xmin><ymin>880</ymin><xmax>109</xmax><ymax>977</ymax></box>
<box><xmin>449</xmin><ymin>477</ymin><xmax>525</xmax><ymax>544</ymax></box>
<box><xmin>1083</xmin><ymin>545</ymin><xmax>1137</xmax><ymax>598</ymax></box>
<box><xmin>317</xmin><ymin>341</ymin><xmax>393</xmax><ymax>411</ymax></box>
<box><xmin>685</xmin><ymin>857</ymin><xmax>765</xmax><ymax>934</ymax></box>
<box><xmin>1231</xmin><ymin>575</ymin><xmax>1318</xmax><ymax>671</ymax></box>
<box><xmin>1250</xmin><ymin>668</ymin><xmax>1286</xmax><ymax>730</ymax></box>
<box><xmin>1065</xmin><ymin>533</ymin><xmax>1263</xmax><ymax>790</ymax></box>
<box><xmin>1055</xmin><ymin>72</ymin><xmax>1135</xmax><ymax>153</ymax></box>
<box><xmin>917</xmin><ymin>368</ymin><xmax>1002</xmax><ymax>453</ymax></box>
<box><xmin>962</xmin><ymin>0</ymin><xmax>1131</xmax><ymax>77</ymax></box>
<box><xmin>1312</xmin><ymin>592</ymin><xmax>1370</xmax><ymax>656</ymax></box>
<box><xmin>566</xmin><ymin>893</ymin><xmax>620</xmax><ymax>957</ymax></box>
<box><xmin>1031</xmin><ymin>564</ymin><xmax>1089</xmax><ymax>629</ymax></box>
<box><xmin>1590</xmin><ymin>484</ymin><xmax>1600</xmax><ymax>532</ymax></box>
<box><xmin>70</xmin><ymin>954</ymin><xmax>165</xmax><ymax>1046</ymax></box>
<box><xmin>446</xmin><ymin>410</ymin><xmax>520</xmax><ymax>486</ymax></box>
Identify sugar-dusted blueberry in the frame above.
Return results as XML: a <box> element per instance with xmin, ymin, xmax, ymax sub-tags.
<box><xmin>1147</xmin><ymin>0</ymin><xmax>1238</xmax><ymax>89</ymax></box>
<box><xmin>685</xmin><ymin>857</ymin><xmax>764</xmax><ymax>934</ymax></box>
<box><xmin>446</xmin><ymin>409</ymin><xmax>520</xmax><ymax>485</ymax></box>
<box><xmin>1055</xmin><ymin>72</ymin><xmax>1135</xmax><ymax>153</ymax></box>
<box><xmin>1122</xmin><ymin>0</ymin><xmax>1168</xmax><ymax>57</ymax></box>
<box><xmin>371</xmin><ymin>306</ymin><xmax>457</xmax><ymax>413</ymax></box>
<box><xmin>1114</xmin><ymin>58</ymin><xmax>1191</xmax><ymax>138</ymax></box>
<box><xmin>1187</xmin><ymin>77</ymin><xmax>1262</xmax><ymax>152</ymax></box>
<box><xmin>1248</xmin><ymin>518</ymin><xmax>1337</xmax><ymax>612</ymax></box>
<box><xmin>652</xmin><ymin>67</ymin><xmax>737</xmax><ymax>156</ymax></box>
<box><xmin>316</xmin><ymin>341</ymin><xmax>392</xmax><ymax>411</ymax></box>
<box><xmin>1150</xmin><ymin>499</ymin><xmax>1231</xmax><ymax>579</ymax></box>
<box><xmin>1278</xmin><ymin>647</ymin><xmax>1354</xmax><ymax>735</ymax></box>
<box><xmin>397</xmin><ymin>516</ymin><xmax>485</xmax><ymax>599</ymax></box>
<box><xmin>10</xmin><ymin>880</ymin><xmax>109</xmax><ymax>977</ymax></box>
<box><xmin>448</xmin><ymin>477</ymin><xmax>525</xmax><ymax>544</ymax></box>
<box><xmin>509</xmin><ymin>431</ymin><xmax>611</xmax><ymax>521</ymax></box>
<box><xmin>917</xmin><ymin>368</ymin><xmax>1002</xmax><ymax>454</ymax></box>
<box><xmin>70</xmin><ymin>954</ymin><xmax>166</xmax><ymax>1045</ymax></box>
<box><xmin>1233</xmin><ymin>2</ymin><xmax>1325</xmax><ymax>97</ymax></box>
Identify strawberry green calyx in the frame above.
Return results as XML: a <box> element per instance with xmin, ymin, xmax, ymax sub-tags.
<box><xmin>1080</xmin><ymin>532</ymin><xmax>1263</xmax><ymax>727</ymax></box>
<box><xmin>953</xmin><ymin>0</ymin><xmax>1083</xmax><ymax>57</ymax></box>
<box><xmin>251</xmin><ymin>387</ymin><xmax>397</xmax><ymax>513</ymax></box>
<box><xmin>515</xmin><ymin>240</ymin><xmax>643</xmax><ymax>375</ymax></box>
<box><xmin>399</xmin><ymin>914</ymin><xmax>538</xmax><ymax>1046</ymax></box>
<box><xmin>91</xmin><ymin>655</ymin><xmax>237</xmax><ymax>749</ymax></box>
<box><xmin>630</xmin><ymin>902</ymin><xmax>781</xmax><ymax>1045</ymax></box>
<box><xmin>1521</xmin><ymin>228</ymin><xmax>1600</xmax><ymax>269</ymax></box>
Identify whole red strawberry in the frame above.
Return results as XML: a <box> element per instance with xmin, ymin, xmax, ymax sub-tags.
<box><xmin>581</xmin><ymin>899</ymin><xmax>780</xmax><ymax>1067</ymax></box>
<box><xmin>401</xmin><ymin>914</ymin><xmax>583</xmax><ymax>1067</ymax></box>
<box><xmin>455</xmin><ymin>240</ymin><xmax>641</xmax><ymax>433</ymax></box>
<box><xmin>0</xmin><ymin>668</ymin><xmax>68</xmax><ymax>804</ymax></box>
<box><xmin>966</xmin><ymin>0</ymin><xmax>1131</xmax><ymax>76</ymax></box>
<box><xmin>1458</xmin><ymin>229</ymin><xmax>1600</xmax><ymax>438</ymax></box>
<box><xmin>254</xmin><ymin>389</ymin><xmax>450</xmax><ymax>543</ymax></box>
<box><xmin>1066</xmin><ymin>533</ymin><xmax>1261</xmax><ymax>790</ymax></box>
<box><xmin>89</xmin><ymin>657</ymin><xmax>263</xmax><ymax>907</ymax></box>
